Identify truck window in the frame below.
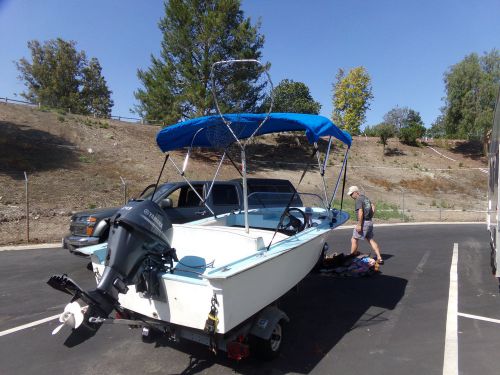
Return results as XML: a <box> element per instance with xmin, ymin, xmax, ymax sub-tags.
<box><xmin>168</xmin><ymin>184</ymin><xmax>203</xmax><ymax>207</ymax></box>
<box><xmin>247</xmin><ymin>180</ymin><xmax>295</xmax><ymax>194</ymax></box>
<box><xmin>211</xmin><ymin>185</ymin><xmax>239</xmax><ymax>205</ymax></box>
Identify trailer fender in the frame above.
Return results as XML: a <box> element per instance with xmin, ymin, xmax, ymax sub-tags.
<box><xmin>249</xmin><ymin>305</ymin><xmax>289</xmax><ymax>340</ymax></box>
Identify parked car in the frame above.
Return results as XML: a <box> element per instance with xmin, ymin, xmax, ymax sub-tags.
<box><xmin>63</xmin><ymin>178</ymin><xmax>301</xmax><ymax>253</ymax></box>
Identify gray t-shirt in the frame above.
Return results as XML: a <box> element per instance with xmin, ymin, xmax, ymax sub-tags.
<box><xmin>355</xmin><ymin>194</ymin><xmax>373</xmax><ymax>221</ymax></box>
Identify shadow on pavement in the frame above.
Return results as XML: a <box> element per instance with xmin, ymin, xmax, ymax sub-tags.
<box><xmin>148</xmin><ymin>270</ymin><xmax>408</xmax><ymax>375</ymax></box>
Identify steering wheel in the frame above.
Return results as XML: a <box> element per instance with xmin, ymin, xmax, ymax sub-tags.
<box><xmin>278</xmin><ymin>207</ymin><xmax>306</xmax><ymax>235</ymax></box>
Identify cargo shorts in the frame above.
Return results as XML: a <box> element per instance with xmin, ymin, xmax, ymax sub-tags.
<box><xmin>352</xmin><ymin>220</ymin><xmax>374</xmax><ymax>240</ymax></box>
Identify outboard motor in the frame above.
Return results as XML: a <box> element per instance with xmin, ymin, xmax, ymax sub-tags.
<box><xmin>48</xmin><ymin>199</ymin><xmax>177</xmax><ymax>342</ymax></box>
<box><xmin>98</xmin><ymin>199</ymin><xmax>176</xmax><ymax>301</ymax></box>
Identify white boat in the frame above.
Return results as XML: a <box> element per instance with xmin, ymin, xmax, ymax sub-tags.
<box><xmin>48</xmin><ymin>60</ymin><xmax>353</xmax><ymax>359</ymax></box>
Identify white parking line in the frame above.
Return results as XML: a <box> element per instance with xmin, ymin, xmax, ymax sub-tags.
<box><xmin>443</xmin><ymin>243</ymin><xmax>458</xmax><ymax>375</ymax></box>
<box><xmin>0</xmin><ymin>314</ymin><xmax>59</xmax><ymax>337</ymax></box>
<box><xmin>458</xmin><ymin>312</ymin><xmax>500</xmax><ymax>324</ymax></box>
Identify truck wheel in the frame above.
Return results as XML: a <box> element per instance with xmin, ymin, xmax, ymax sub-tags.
<box><xmin>251</xmin><ymin>319</ymin><xmax>284</xmax><ymax>360</ymax></box>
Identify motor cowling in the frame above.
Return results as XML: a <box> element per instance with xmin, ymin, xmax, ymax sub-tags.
<box><xmin>96</xmin><ymin>199</ymin><xmax>175</xmax><ymax>301</ymax></box>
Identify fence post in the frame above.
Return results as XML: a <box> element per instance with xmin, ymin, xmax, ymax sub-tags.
<box><xmin>120</xmin><ymin>176</ymin><xmax>128</xmax><ymax>204</ymax></box>
<box><xmin>24</xmin><ymin>172</ymin><xmax>29</xmax><ymax>243</ymax></box>
<box><xmin>401</xmin><ymin>188</ymin><xmax>405</xmax><ymax>222</ymax></box>
<box><xmin>439</xmin><ymin>190</ymin><xmax>442</xmax><ymax>221</ymax></box>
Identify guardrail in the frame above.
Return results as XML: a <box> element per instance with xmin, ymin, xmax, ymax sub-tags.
<box><xmin>0</xmin><ymin>96</ymin><xmax>37</xmax><ymax>106</ymax></box>
<box><xmin>0</xmin><ymin>96</ymin><xmax>165</xmax><ymax>126</ymax></box>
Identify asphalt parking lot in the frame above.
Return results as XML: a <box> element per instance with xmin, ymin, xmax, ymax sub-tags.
<box><xmin>1</xmin><ymin>223</ymin><xmax>499</xmax><ymax>375</ymax></box>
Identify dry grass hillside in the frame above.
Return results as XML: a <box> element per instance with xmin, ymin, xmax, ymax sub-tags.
<box><xmin>0</xmin><ymin>102</ymin><xmax>488</xmax><ymax>245</ymax></box>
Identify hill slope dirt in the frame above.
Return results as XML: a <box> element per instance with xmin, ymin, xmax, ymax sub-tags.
<box><xmin>0</xmin><ymin>102</ymin><xmax>488</xmax><ymax>245</ymax></box>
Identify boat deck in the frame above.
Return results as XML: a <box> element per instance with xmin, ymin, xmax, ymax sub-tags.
<box><xmin>171</xmin><ymin>224</ymin><xmax>288</xmax><ymax>278</ymax></box>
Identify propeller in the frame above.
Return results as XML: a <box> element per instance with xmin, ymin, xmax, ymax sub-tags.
<box><xmin>52</xmin><ymin>302</ymin><xmax>87</xmax><ymax>335</ymax></box>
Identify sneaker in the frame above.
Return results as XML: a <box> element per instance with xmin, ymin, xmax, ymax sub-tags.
<box><xmin>377</xmin><ymin>259</ymin><xmax>384</xmax><ymax>265</ymax></box>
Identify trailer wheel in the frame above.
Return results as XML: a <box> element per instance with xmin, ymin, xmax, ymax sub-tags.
<box><xmin>251</xmin><ymin>319</ymin><xmax>284</xmax><ymax>360</ymax></box>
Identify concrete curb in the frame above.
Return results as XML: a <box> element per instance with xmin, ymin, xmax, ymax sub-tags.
<box><xmin>0</xmin><ymin>243</ymin><xmax>61</xmax><ymax>252</ymax></box>
<box><xmin>0</xmin><ymin>222</ymin><xmax>485</xmax><ymax>251</ymax></box>
<box><xmin>336</xmin><ymin>221</ymin><xmax>485</xmax><ymax>229</ymax></box>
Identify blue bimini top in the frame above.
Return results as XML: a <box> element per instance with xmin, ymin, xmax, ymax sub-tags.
<box><xmin>156</xmin><ymin>113</ymin><xmax>352</xmax><ymax>152</ymax></box>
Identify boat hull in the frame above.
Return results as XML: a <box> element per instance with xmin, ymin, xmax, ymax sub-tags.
<box><xmin>93</xmin><ymin>229</ymin><xmax>329</xmax><ymax>333</ymax></box>
<box><xmin>209</xmin><ymin>231</ymin><xmax>327</xmax><ymax>332</ymax></box>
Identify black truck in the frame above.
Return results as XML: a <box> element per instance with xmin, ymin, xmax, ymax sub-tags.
<box><xmin>63</xmin><ymin>178</ymin><xmax>301</xmax><ymax>253</ymax></box>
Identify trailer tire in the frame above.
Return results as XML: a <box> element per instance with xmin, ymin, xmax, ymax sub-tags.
<box><xmin>251</xmin><ymin>319</ymin><xmax>284</xmax><ymax>360</ymax></box>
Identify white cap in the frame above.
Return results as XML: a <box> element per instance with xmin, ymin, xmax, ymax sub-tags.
<box><xmin>347</xmin><ymin>186</ymin><xmax>359</xmax><ymax>196</ymax></box>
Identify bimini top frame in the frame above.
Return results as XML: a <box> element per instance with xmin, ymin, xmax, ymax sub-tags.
<box><xmin>156</xmin><ymin>112</ymin><xmax>352</xmax><ymax>231</ymax></box>
<box><xmin>155</xmin><ymin>60</ymin><xmax>352</xmax><ymax>232</ymax></box>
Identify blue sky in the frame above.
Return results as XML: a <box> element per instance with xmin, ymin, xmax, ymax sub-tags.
<box><xmin>0</xmin><ymin>0</ymin><xmax>499</xmax><ymax>128</ymax></box>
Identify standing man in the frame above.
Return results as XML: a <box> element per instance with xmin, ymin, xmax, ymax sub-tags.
<box><xmin>348</xmin><ymin>186</ymin><xmax>384</xmax><ymax>264</ymax></box>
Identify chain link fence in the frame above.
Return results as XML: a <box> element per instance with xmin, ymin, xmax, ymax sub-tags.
<box><xmin>345</xmin><ymin>166</ymin><xmax>487</xmax><ymax>223</ymax></box>
<box><xmin>0</xmin><ymin>163</ymin><xmax>488</xmax><ymax>246</ymax></box>
<box><xmin>0</xmin><ymin>171</ymin><xmax>131</xmax><ymax>245</ymax></box>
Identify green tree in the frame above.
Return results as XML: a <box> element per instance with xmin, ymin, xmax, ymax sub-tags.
<box><xmin>16</xmin><ymin>39</ymin><xmax>83</xmax><ymax>112</ymax></box>
<box><xmin>428</xmin><ymin>115</ymin><xmax>446</xmax><ymax>139</ymax></box>
<box><xmin>383</xmin><ymin>106</ymin><xmax>409</xmax><ymax>134</ymax></box>
<box><xmin>364</xmin><ymin>122</ymin><xmax>395</xmax><ymax>154</ymax></box>
<box><xmin>441</xmin><ymin>49</ymin><xmax>500</xmax><ymax>143</ymax></box>
<box><xmin>378</xmin><ymin>123</ymin><xmax>396</xmax><ymax>154</ymax></box>
<box><xmin>362</xmin><ymin>125</ymin><xmax>378</xmax><ymax>137</ymax></box>
<box><xmin>81</xmin><ymin>58</ymin><xmax>114</xmax><ymax>117</ymax></box>
<box><xmin>381</xmin><ymin>106</ymin><xmax>426</xmax><ymax>146</ymax></box>
<box><xmin>262</xmin><ymin>79</ymin><xmax>321</xmax><ymax>114</ymax></box>
<box><xmin>134</xmin><ymin>0</ymin><xmax>267</xmax><ymax>124</ymax></box>
<box><xmin>16</xmin><ymin>38</ymin><xmax>113</xmax><ymax>116</ymax></box>
<box><xmin>332</xmin><ymin>66</ymin><xmax>373</xmax><ymax>135</ymax></box>
<box><xmin>398</xmin><ymin>109</ymin><xmax>426</xmax><ymax>146</ymax></box>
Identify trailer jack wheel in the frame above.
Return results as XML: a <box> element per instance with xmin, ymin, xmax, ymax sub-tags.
<box><xmin>141</xmin><ymin>326</ymin><xmax>160</xmax><ymax>343</ymax></box>
<box><xmin>251</xmin><ymin>320</ymin><xmax>284</xmax><ymax>360</ymax></box>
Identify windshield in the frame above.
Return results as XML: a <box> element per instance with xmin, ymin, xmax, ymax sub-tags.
<box><xmin>247</xmin><ymin>191</ymin><xmax>327</xmax><ymax>211</ymax></box>
<box><xmin>247</xmin><ymin>191</ymin><xmax>300</xmax><ymax>208</ymax></box>
<box><xmin>226</xmin><ymin>192</ymin><xmax>331</xmax><ymax>232</ymax></box>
